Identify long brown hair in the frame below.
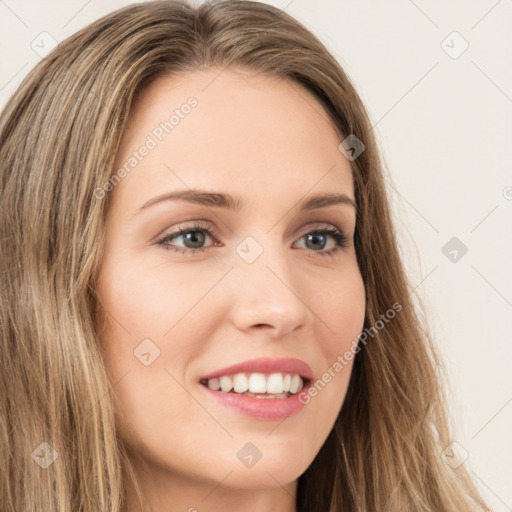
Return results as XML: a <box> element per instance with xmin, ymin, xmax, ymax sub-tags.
<box><xmin>0</xmin><ymin>1</ymin><xmax>490</xmax><ymax>510</ymax></box>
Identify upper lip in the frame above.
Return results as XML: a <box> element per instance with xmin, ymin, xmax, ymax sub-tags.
<box><xmin>199</xmin><ymin>357</ymin><xmax>314</xmax><ymax>381</ymax></box>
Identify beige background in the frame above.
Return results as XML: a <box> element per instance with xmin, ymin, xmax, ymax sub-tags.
<box><xmin>1</xmin><ymin>0</ymin><xmax>511</xmax><ymax>509</ymax></box>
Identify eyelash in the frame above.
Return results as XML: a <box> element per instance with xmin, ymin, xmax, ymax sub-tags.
<box><xmin>155</xmin><ymin>221</ymin><xmax>350</xmax><ymax>257</ymax></box>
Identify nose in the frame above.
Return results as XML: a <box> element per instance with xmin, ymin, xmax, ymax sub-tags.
<box><xmin>228</xmin><ymin>240</ymin><xmax>312</xmax><ymax>339</ymax></box>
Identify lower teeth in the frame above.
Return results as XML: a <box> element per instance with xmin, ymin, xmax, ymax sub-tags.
<box><xmin>236</xmin><ymin>391</ymin><xmax>290</xmax><ymax>399</ymax></box>
<box><xmin>200</xmin><ymin>381</ymin><xmax>296</xmax><ymax>398</ymax></box>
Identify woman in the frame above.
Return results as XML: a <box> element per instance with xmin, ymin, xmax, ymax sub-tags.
<box><xmin>0</xmin><ymin>1</ymin><xmax>491</xmax><ymax>511</ymax></box>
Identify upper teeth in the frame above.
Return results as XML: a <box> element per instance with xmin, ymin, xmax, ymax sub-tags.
<box><xmin>204</xmin><ymin>372</ymin><xmax>304</xmax><ymax>395</ymax></box>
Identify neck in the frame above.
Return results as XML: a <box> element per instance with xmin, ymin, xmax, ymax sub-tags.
<box><xmin>121</xmin><ymin>461</ymin><xmax>298</xmax><ymax>512</ymax></box>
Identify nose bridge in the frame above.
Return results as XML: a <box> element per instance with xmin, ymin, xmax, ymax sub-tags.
<box><xmin>228</xmin><ymin>231</ymin><xmax>310</xmax><ymax>336</ymax></box>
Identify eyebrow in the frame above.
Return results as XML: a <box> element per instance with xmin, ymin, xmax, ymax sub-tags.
<box><xmin>136</xmin><ymin>189</ymin><xmax>357</xmax><ymax>214</ymax></box>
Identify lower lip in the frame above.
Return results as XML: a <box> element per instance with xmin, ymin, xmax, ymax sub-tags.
<box><xmin>199</xmin><ymin>383</ymin><xmax>310</xmax><ymax>420</ymax></box>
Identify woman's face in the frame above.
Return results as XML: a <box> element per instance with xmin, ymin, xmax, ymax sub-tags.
<box><xmin>96</xmin><ymin>68</ymin><xmax>366</xmax><ymax>497</ymax></box>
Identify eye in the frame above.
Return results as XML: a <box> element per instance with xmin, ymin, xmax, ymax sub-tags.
<box><xmin>155</xmin><ymin>222</ymin><xmax>219</xmax><ymax>254</ymax></box>
<box><xmin>155</xmin><ymin>222</ymin><xmax>351</xmax><ymax>256</ymax></box>
<box><xmin>293</xmin><ymin>226</ymin><xmax>350</xmax><ymax>257</ymax></box>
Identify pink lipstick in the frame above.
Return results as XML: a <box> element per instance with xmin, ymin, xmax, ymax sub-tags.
<box><xmin>198</xmin><ymin>357</ymin><xmax>313</xmax><ymax>420</ymax></box>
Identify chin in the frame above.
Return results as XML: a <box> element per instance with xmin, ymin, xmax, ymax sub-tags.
<box><xmin>217</xmin><ymin>461</ymin><xmax>305</xmax><ymax>490</ymax></box>
<box><xmin>209</xmin><ymin>439</ymin><xmax>314</xmax><ymax>489</ymax></box>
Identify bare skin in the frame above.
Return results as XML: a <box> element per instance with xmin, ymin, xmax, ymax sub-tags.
<box><xmin>96</xmin><ymin>67</ymin><xmax>366</xmax><ymax>512</ymax></box>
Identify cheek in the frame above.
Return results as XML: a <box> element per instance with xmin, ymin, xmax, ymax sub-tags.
<box><xmin>318</xmin><ymin>267</ymin><xmax>366</xmax><ymax>354</ymax></box>
<box><xmin>95</xmin><ymin>262</ymin><xmax>203</xmax><ymax>449</ymax></box>
<box><xmin>97</xmin><ymin>255</ymin><xmax>212</xmax><ymax>339</ymax></box>
<box><xmin>297</xmin><ymin>268</ymin><xmax>365</xmax><ymax>442</ymax></box>
<box><xmin>95</xmin><ymin>255</ymin><xmax>216</xmax><ymax>413</ymax></box>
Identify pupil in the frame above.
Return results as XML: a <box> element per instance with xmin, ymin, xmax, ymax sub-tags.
<box><xmin>185</xmin><ymin>231</ymin><xmax>204</xmax><ymax>248</ymax></box>
<box><xmin>306</xmin><ymin>233</ymin><xmax>325</xmax><ymax>250</ymax></box>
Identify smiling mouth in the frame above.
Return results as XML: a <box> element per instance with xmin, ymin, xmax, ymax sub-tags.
<box><xmin>199</xmin><ymin>371</ymin><xmax>309</xmax><ymax>399</ymax></box>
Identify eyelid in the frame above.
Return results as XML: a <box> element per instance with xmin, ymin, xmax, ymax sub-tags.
<box><xmin>156</xmin><ymin>220</ymin><xmax>350</xmax><ymax>242</ymax></box>
<box><xmin>154</xmin><ymin>219</ymin><xmax>352</xmax><ymax>256</ymax></box>
<box><xmin>152</xmin><ymin>220</ymin><xmax>220</xmax><ymax>244</ymax></box>
<box><xmin>296</xmin><ymin>221</ymin><xmax>344</xmax><ymax>235</ymax></box>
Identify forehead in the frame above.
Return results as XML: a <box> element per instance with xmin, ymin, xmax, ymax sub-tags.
<box><xmin>111</xmin><ymin>68</ymin><xmax>354</xmax><ymax>212</ymax></box>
